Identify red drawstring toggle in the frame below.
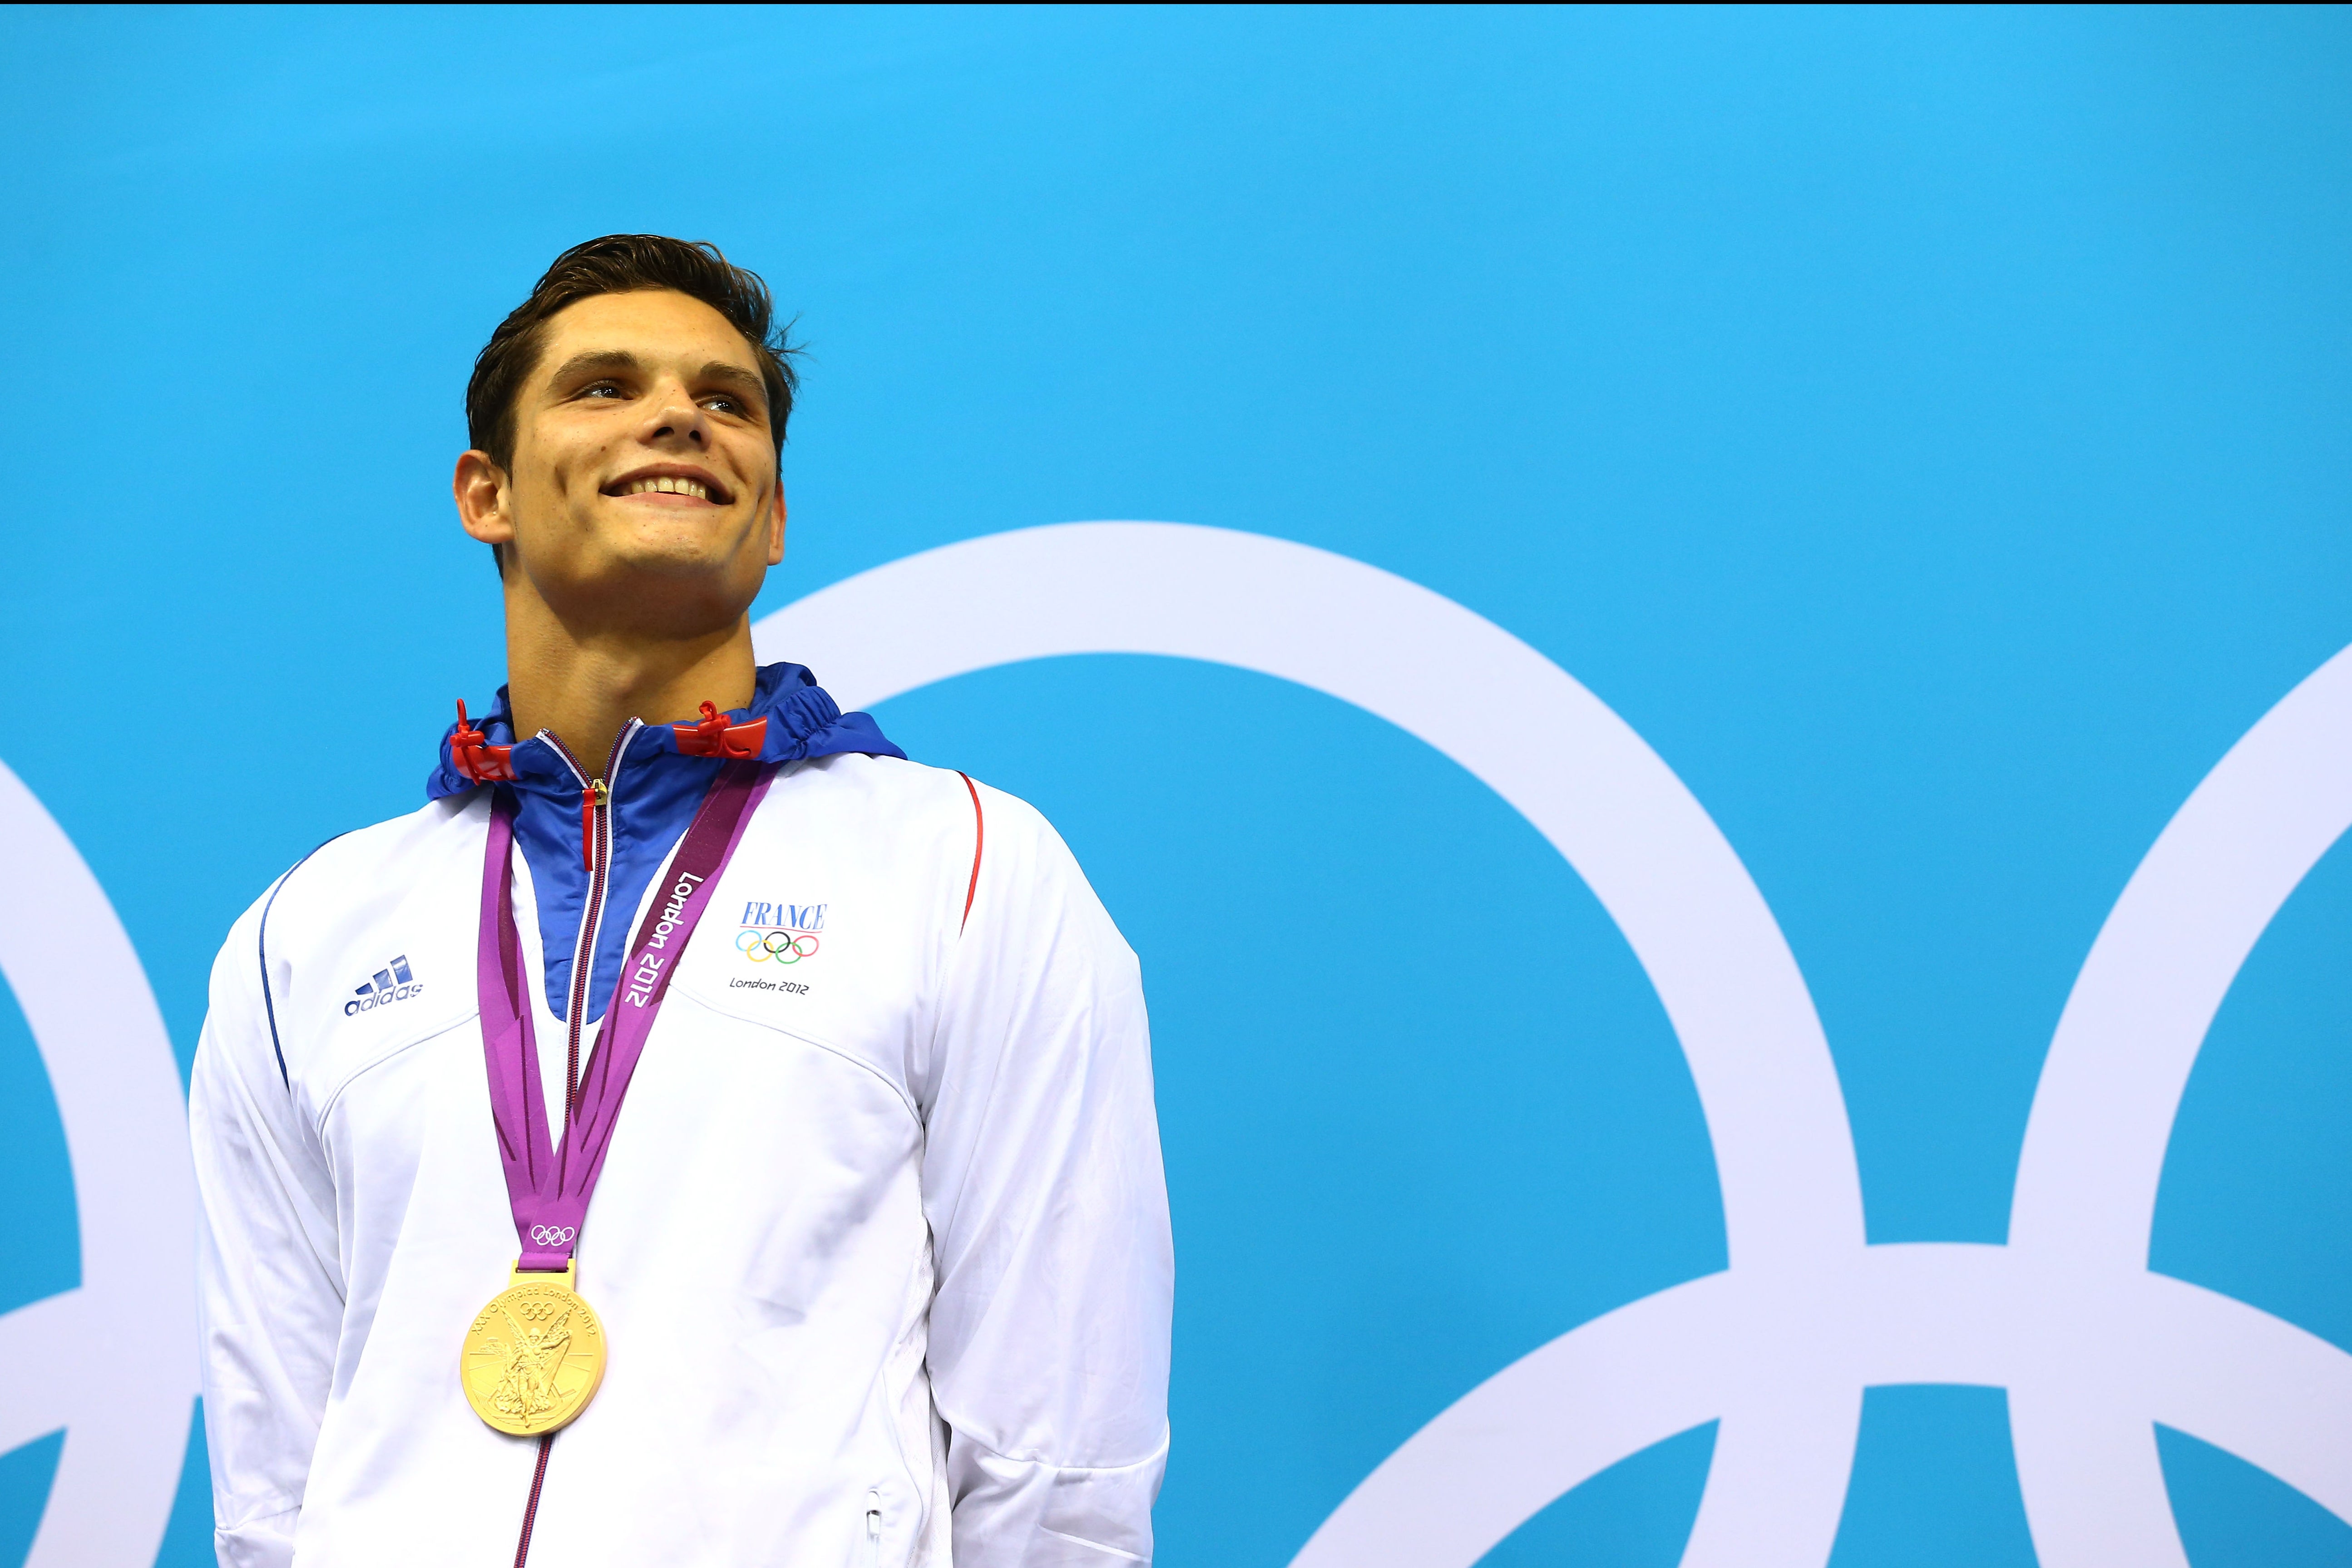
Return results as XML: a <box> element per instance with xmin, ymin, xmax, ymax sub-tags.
<box><xmin>450</xmin><ymin>699</ymin><xmax>516</xmax><ymax>783</ymax></box>
<box><xmin>673</xmin><ymin>701</ymin><xmax>766</xmax><ymax>759</ymax></box>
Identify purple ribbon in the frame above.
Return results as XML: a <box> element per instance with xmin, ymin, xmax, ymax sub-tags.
<box><xmin>479</xmin><ymin>759</ymin><xmax>771</xmax><ymax>1271</ymax></box>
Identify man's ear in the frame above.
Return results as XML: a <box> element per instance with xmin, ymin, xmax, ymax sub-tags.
<box><xmin>766</xmin><ymin>482</ymin><xmax>787</xmax><ymax>566</ymax></box>
<box><xmin>455</xmin><ymin>450</ymin><xmax>514</xmax><ymax>548</ymax></box>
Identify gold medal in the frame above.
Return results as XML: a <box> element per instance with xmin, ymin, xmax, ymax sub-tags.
<box><xmin>460</xmin><ymin>1261</ymin><xmax>607</xmax><ymax>1436</ymax></box>
<box><xmin>463</xmin><ymin>769</ymin><xmax>762</xmax><ymax>1441</ymax></box>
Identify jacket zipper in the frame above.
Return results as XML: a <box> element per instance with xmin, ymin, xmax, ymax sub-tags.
<box><xmin>538</xmin><ymin>720</ymin><xmax>642</xmax><ymax>1120</ymax></box>
<box><xmin>865</xmin><ymin>1490</ymin><xmax>882</xmax><ymax>1568</ymax></box>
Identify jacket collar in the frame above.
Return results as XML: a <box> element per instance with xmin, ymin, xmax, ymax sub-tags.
<box><xmin>425</xmin><ymin>660</ymin><xmax>903</xmax><ymax>801</ymax></box>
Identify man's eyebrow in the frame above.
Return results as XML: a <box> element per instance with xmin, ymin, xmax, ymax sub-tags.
<box><xmin>696</xmin><ymin>361</ymin><xmax>767</xmax><ymax>403</ymax></box>
<box><xmin>543</xmin><ymin>349</ymin><xmax>643</xmax><ymax>387</ymax></box>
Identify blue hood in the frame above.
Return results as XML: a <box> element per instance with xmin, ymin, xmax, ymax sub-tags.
<box><xmin>427</xmin><ymin>661</ymin><xmax>902</xmax><ymax>1024</ymax></box>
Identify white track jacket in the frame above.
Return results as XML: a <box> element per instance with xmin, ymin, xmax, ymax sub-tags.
<box><xmin>190</xmin><ymin>675</ymin><xmax>1171</xmax><ymax>1568</ymax></box>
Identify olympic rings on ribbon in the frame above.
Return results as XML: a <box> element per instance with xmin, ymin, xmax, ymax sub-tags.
<box><xmin>528</xmin><ymin>1224</ymin><xmax>576</xmax><ymax>1247</ymax></box>
<box><xmin>735</xmin><ymin>928</ymin><xmax>820</xmax><ymax>964</ymax></box>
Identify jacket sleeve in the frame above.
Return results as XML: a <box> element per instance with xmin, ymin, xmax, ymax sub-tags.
<box><xmin>188</xmin><ymin>886</ymin><xmax>345</xmax><ymax>1568</ymax></box>
<box><xmin>917</xmin><ymin>782</ymin><xmax>1174</xmax><ymax>1566</ymax></box>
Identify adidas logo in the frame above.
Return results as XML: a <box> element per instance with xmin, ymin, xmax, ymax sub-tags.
<box><xmin>344</xmin><ymin>955</ymin><xmax>425</xmax><ymax>1016</ymax></box>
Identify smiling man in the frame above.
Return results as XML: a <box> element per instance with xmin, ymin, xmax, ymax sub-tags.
<box><xmin>189</xmin><ymin>236</ymin><xmax>1172</xmax><ymax>1568</ymax></box>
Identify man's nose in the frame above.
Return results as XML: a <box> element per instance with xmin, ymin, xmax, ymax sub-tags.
<box><xmin>644</xmin><ymin>388</ymin><xmax>708</xmax><ymax>446</ymax></box>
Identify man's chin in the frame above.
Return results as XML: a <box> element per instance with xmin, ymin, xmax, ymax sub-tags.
<box><xmin>525</xmin><ymin>543</ymin><xmax>764</xmax><ymax>637</ymax></box>
<box><xmin>583</xmin><ymin>512</ymin><xmax>763</xmax><ymax>580</ymax></box>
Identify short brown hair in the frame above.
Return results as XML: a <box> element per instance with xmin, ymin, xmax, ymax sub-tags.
<box><xmin>465</xmin><ymin>234</ymin><xmax>800</xmax><ymax>470</ymax></box>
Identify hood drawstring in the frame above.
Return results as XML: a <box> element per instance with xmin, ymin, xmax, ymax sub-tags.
<box><xmin>450</xmin><ymin>699</ymin><xmax>516</xmax><ymax>783</ymax></box>
<box><xmin>675</xmin><ymin>701</ymin><xmax>766</xmax><ymax>760</ymax></box>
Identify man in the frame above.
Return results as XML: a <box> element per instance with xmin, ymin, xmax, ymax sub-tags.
<box><xmin>190</xmin><ymin>235</ymin><xmax>1172</xmax><ymax>1568</ymax></box>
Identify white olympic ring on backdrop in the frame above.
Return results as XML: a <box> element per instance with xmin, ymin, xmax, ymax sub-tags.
<box><xmin>0</xmin><ymin>764</ymin><xmax>195</xmax><ymax>1568</ymax></box>
<box><xmin>736</xmin><ymin>929</ymin><xmax>818</xmax><ymax>963</ymax></box>
<box><xmin>528</xmin><ymin>1225</ymin><xmax>577</xmax><ymax>1248</ymax></box>
<box><xmin>0</xmin><ymin>522</ymin><xmax>2342</xmax><ymax>1568</ymax></box>
<box><xmin>757</xmin><ymin>521</ymin><xmax>2352</xmax><ymax>1566</ymax></box>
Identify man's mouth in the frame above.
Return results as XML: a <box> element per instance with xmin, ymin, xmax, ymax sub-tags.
<box><xmin>605</xmin><ymin>469</ymin><xmax>734</xmax><ymax>505</ymax></box>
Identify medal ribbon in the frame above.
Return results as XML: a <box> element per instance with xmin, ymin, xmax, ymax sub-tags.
<box><xmin>478</xmin><ymin>758</ymin><xmax>771</xmax><ymax>1271</ymax></box>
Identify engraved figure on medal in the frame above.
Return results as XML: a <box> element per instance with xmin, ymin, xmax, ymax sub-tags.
<box><xmin>461</xmin><ymin>1276</ymin><xmax>607</xmax><ymax>1435</ymax></box>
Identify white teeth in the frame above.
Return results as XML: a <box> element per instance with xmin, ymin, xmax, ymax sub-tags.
<box><xmin>622</xmin><ymin>476</ymin><xmax>712</xmax><ymax>500</ymax></box>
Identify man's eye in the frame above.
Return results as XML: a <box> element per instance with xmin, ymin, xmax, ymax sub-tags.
<box><xmin>702</xmin><ymin>395</ymin><xmax>741</xmax><ymax>414</ymax></box>
<box><xmin>581</xmin><ymin>382</ymin><xmax>625</xmax><ymax>399</ymax></box>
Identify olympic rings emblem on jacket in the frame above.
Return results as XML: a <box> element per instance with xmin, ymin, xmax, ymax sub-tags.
<box><xmin>527</xmin><ymin>1224</ymin><xmax>576</xmax><ymax>1247</ymax></box>
<box><xmin>737</xmin><ymin>928</ymin><xmax>820</xmax><ymax>964</ymax></box>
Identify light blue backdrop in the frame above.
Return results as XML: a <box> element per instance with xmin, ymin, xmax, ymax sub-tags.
<box><xmin>0</xmin><ymin>5</ymin><xmax>2347</xmax><ymax>1564</ymax></box>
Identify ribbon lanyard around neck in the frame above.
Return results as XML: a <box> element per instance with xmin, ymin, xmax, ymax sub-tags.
<box><xmin>478</xmin><ymin>759</ymin><xmax>770</xmax><ymax>1272</ymax></box>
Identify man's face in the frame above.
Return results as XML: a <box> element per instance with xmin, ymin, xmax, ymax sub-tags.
<box><xmin>459</xmin><ymin>288</ymin><xmax>785</xmax><ymax>633</ymax></box>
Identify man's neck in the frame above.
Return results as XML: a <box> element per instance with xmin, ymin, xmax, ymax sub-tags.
<box><xmin>502</xmin><ymin>599</ymin><xmax>759</xmax><ymax>777</ymax></box>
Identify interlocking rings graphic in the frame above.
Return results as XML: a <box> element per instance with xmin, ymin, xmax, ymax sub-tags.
<box><xmin>528</xmin><ymin>1224</ymin><xmax>578</xmax><ymax>1248</ymax></box>
<box><xmin>736</xmin><ymin>928</ymin><xmax>820</xmax><ymax>963</ymax></box>
<box><xmin>757</xmin><ymin>521</ymin><xmax>2352</xmax><ymax>1567</ymax></box>
<box><xmin>0</xmin><ymin>522</ymin><xmax>2343</xmax><ymax>1568</ymax></box>
<box><xmin>0</xmin><ymin>762</ymin><xmax>195</xmax><ymax>1568</ymax></box>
